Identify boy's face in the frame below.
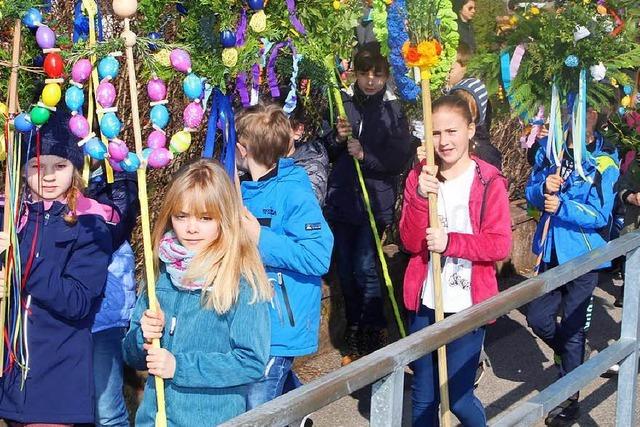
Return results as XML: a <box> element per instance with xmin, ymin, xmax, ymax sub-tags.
<box><xmin>26</xmin><ymin>154</ymin><xmax>74</xmax><ymax>202</ymax></box>
<box><xmin>356</xmin><ymin>70</ymin><xmax>388</xmax><ymax>96</ymax></box>
<box><xmin>448</xmin><ymin>60</ymin><xmax>467</xmax><ymax>88</ymax></box>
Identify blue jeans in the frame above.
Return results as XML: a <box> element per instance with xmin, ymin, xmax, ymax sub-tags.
<box><xmin>245</xmin><ymin>356</ymin><xmax>302</xmax><ymax>410</ymax></box>
<box><xmin>331</xmin><ymin>221</ymin><xmax>386</xmax><ymax>329</ymax></box>
<box><xmin>410</xmin><ymin>306</ymin><xmax>486</xmax><ymax>427</ymax></box>
<box><xmin>93</xmin><ymin>327</ymin><xmax>130</xmax><ymax>427</ymax></box>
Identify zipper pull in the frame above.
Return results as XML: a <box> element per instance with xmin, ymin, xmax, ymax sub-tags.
<box><xmin>169</xmin><ymin>316</ymin><xmax>177</xmax><ymax>336</ymax></box>
<box><xmin>44</xmin><ymin>213</ymin><xmax>50</xmax><ymax>225</ymax></box>
<box><xmin>277</xmin><ymin>272</ymin><xmax>283</xmax><ymax>285</ymax></box>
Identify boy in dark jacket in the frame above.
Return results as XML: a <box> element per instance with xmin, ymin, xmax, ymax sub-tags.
<box><xmin>323</xmin><ymin>48</ymin><xmax>412</xmax><ymax>364</ymax></box>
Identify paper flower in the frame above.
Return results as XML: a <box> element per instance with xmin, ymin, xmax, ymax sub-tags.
<box><xmin>589</xmin><ymin>62</ymin><xmax>606</xmax><ymax>81</ymax></box>
<box><xmin>402</xmin><ymin>40</ymin><xmax>442</xmax><ymax>78</ymax></box>
<box><xmin>564</xmin><ymin>55</ymin><xmax>579</xmax><ymax>67</ymax></box>
<box><xmin>222</xmin><ymin>47</ymin><xmax>238</xmax><ymax>67</ymax></box>
<box><xmin>250</xmin><ymin>10</ymin><xmax>267</xmax><ymax>33</ymax></box>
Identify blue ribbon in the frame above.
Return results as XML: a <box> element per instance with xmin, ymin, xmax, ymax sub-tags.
<box><xmin>202</xmin><ymin>89</ymin><xmax>236</xmax><ymax>178</ymax></box>
<box><xmin>73</xmin><ymin>0</ymin><xmax>103</xmax><ymax>43</ymax></box>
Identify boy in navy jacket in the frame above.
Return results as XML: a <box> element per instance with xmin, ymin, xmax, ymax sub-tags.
<box><xmin>237</xmin><ymin>103</ymin><xmax>334</xmax><ymax>409</ymax></box>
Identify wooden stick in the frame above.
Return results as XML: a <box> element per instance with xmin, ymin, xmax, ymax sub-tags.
<box><xmin>122</xmin><ymin>18</ymin><xmax>167</xmax><ymax>427</ymax></box>
<box><xmin>1</xmin><ymin>19</ymin><xmax>22</xmax><ymax>377</ymax></box>
<box><xmin>421</xmin><ymin>77</ymin><xmax>451</xmax><ymax>427</ymax></box>
<box><xmin>533</xmin><ymin>151</ymin><xmax>563</xmax><ymax>276</ymax></box>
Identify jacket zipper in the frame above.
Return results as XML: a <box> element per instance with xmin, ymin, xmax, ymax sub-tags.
<box><xmin>166</xmin><ymin>290</ymin><xmax>186</xmax><ymax>352</ymax></box>
<box><xmin>36</xmin><ymin>212</ymin><xmax>50</xmax><ymax>258</ymax></box>
<box><xmin>277</xmin><ymin>272</ymin><xmax>296</xmax><ymax>327</ymax></box>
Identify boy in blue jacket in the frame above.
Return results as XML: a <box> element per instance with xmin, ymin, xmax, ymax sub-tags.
<box><xmin>236</xmin><ymin>103</ymin><xmax>334</xmax><ymax>409</ymax></box>
<box><xmin>525</xmin><ymin>107</ymin><xmax>619</xmax><ymax>425</ymax></box>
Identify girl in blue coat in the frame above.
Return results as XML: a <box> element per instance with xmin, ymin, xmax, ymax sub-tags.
<box><xmin>0</xmin><ymin>111</ymin><xmax>116</xmax><ymax>425</ymax></box>
<box><xmin>123</xmin><ymin>159</ymin><xmax>272</xmax><ymax>426</ymax></box>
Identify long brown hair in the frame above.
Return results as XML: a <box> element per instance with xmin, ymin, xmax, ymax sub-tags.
<box><xmin>152</xmin><ymin>158</ymin><xmax>272</xmax><ymax>314</ymax></box>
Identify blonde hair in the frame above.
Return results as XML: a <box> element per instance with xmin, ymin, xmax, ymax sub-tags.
<box><xmin>235</xmin><ymin>103</ymin><xmax>292</xmax><ymax>168</ymax></box>
<box><xmin>63</xmin><ymin>170</ymin><xmax>85</xmax><ymax>225</ymax></box>
<box><xmin>152</xmin><ymin>158</ymin><xmax>272</xmax><ymax>314</ymax></box>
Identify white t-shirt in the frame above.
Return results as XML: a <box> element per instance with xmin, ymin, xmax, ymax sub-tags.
<box><xmin>422</xmin><ymin>161</ymin><xmax>476</xmax><ymax>313</ymax></box>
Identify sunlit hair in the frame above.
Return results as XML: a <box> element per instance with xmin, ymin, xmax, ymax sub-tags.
<box><xmin>235</xmin><ymin>103</ymin><xmax>292</xmax><ymax>168</ymax></box>
<box><xmin>152</xmin><ymin>158</ymin><xmax>272</xmax><ymax>314</ymax></box>
<box><xmin>449</xmin><ymin>89</ymin><xmax>478</xmax><ymax>124</ymax></box>
<box><xmin>432</xmin><ymin>94</ymin><xmax>474</xmax><ymax>125</ymax></box>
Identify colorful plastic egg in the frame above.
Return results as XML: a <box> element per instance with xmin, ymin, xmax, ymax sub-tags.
<box><xmin>42</xmin><ymin>83</ymin><xmax>62</xmax><ymax>107</ymax></box>
<box><xmin>182</xmin><ymin>73</ymin><xmax>203</xmax><ymax>100</ymax></box>
<box><xmin>619</xmin><ymin>107</ymin><xmax>627</xmax><ymax>116</ymax></box>
<box><xmin>141</xmin><ymin>147</ymin><xmax>153</xmax><ymax>160</ymax></box>
<box><xmin>69</xmin><ymin>114</ymin><xmax>90</xmax><ymax>138</ymax></box>
<box><xmin>22</xmin><ymin>8</ymin><xmax>43</xmax><ymax>29</ymax></box>
<box><xmin>35</xmin><ymin>25</ymin><xmax>56</xmax><ymax>49</ymax></box>
<box><xmin>83</xmin><ymin>137</ymin><xmax>107</xmax><ymax>160</ymax></box>
<box><xmin>219</xmin><ymin>30</ymin><xmax>236</xmax><ymax>48</ymax></box>
<box><xmin>150</xmin><ymin>105</ymin><xmax>170</xmax><ymax>129</ymax></box>
<box><xmin>623</xmin><ymin>85</ymin><xmax>633</xmax><ymax>96</ymax></box>
<box><xmin>72</xmin><ymin>59</ymin><xmax>92</xmax><ymax>83</ymax></box>
<box><xmin>147</xmin><ymin>147</ymin><xmax>173</xmax><ymax>168</ymax></box>
<box><xmin>119</xmin><ymin>152</ymin><xmax>141</xmax><ymax>172</ymax></box>
<box><xmin>147</xmin><ymin>78</ymin><xmax>167</xmax><ymax>102</ymax></box>
<box><xmin>14</xmin><ymin>113</ymin><xmax>34</xmax><ymax>133</ymax></box>
<box><xmin>43</xmin><ymin>52</ymin><xmax>64</xmax><ymax>78</ymax></box>
<box><xmin>65</xmin><ymin>85</ymin><xmax>85</xmax><ymax>112</ymax></box>
<box><xmin>183</xmin><ymin>102</ymin><xmax>204</xmax><ymax>129</ymax></box>
<box><xmin>146</xmin><ymin>130</ymin><xmax>166</xmax><ymax>149</ymax></box>
<box><xmin>100</xmin><ymin>112</ymin><xmax>122</xmax><ymax>139</ymax></box>
<box><xmin>98</xmin><ymin>56</ymin><xmax>120</xmax><ymax>80</ymax></box>
<box><xmin>170</xmin><ymin>131</ymin><xmax>192</xmax><ymax>153</ymax></box>
<box><xmin>108</xmin><ymin>139</ymin><xmax>129</xmax><ymax>162</ymax></box>
<box><xmin>108</xmin><ymin>157</ymin><xmax>124</xmax><ymax>172</ymax></box>
<box><xmin>247</xmin><ymin>0</ymin><xmax>264</xmax><ymax>10</ymax></box>
<box><xmin>175</xmin><ymin>3</ymin><xmax>188</xmax><ymax>15</ymax></box>
<box><xmin>169</xmin><ymin>49</ymin><xmax>192</xmax><ymax>73</ymax></box>
<box><xmin>32</xmin><ymin>54</ymin><xmax>44</xmax><ymax>67</ymax></box>
<box><xmin>30</xmin><ymin>106</ymin><xmax>50</xmax><ymax>126</ymax></box>
<box><xmin>96</xmin><ymin>81</ymin><xmax>117</xmax><ymax>108</ymax></box>
<box><xmin>148</xmin><ymin>32</ymin><xmax>161</xmax><ymax>51</ymax></box>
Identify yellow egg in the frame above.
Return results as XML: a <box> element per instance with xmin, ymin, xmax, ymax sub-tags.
<box><xmin>170</xmin><ymin>131</ymin><xmax>192</xmax><ymax>154</ymax></box>
<box><xmin>332</xmin><ymin>0</ymin><xmax>341</xmax><ymax>10</ymax></box>
<box><xmin>621</xmin><ymin>95</ymin><xmax>631</xmax><ymax>108</ymax></box>
<box><xmin>42</xmin><ymin>83</ymin><xmax>62</xmax><ymax>107</ymax></box>
<box><xmin>0</xmin><ymin>102</ymin><xmax>8</xmax><ymax>117</ymax></box>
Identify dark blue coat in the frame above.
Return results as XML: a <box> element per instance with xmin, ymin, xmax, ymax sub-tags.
<box><xmin>322</xmin><ymin>85</ymin><xmax>412</xmax><ymax>227</ymax></box>
<box><xmin>0</xmin><ymin>200</ymin><xmax>113</xmax><ymax>423</ymax></box>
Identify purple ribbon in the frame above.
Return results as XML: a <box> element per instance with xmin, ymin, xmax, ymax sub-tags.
<box><xmin>236</xmin><ymin>72</ymin><xmax>250</xmax><ymax>107</ymax></box>
<box><xmin>286</xmin><ymin>0</ymin><xmax>306</xmax><ymax>35</ymax></box>
<box><xmin>252</xmin><ymin>63</ymin><xmax>261</xmax><ymax>100</ymax></box>
<box><xmin>266</xmin><ymin>39</ymin><xmax>298</xmax><ymax>99</ymax></box>
<box><xmin>236</xmin><ymin>8</ymin><xmax>247</xmax><ymax>47</ymax></box>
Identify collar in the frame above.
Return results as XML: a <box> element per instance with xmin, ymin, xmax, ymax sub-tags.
<box><xmin>257</xmin><ymin>163</ymin><xmax>279</xmax><ymax>182</ymax></box>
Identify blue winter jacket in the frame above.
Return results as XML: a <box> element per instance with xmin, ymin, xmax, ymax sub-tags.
<box><xmin>241</xmin><ymin>158</ymin><xmax>334</xmax><ymax>356</ymax></box>
<box><xmin>87</xmin><ymin>170</ymin><xmax>139</xmax><ymax>333</ymax></box>
<box><xmin>525</xmin><ymin>133</ymin><xmax>619</xmax><ymax>268</ymax></box>
<box><xmin>0</xmin><ymin>200</ymin><xmax>113</xmax><ymax>423</ymax></box>
<box><xmin>123</xmin><ymin>272</ymin><xmax>270</xmax><ymax>426</ymax></box>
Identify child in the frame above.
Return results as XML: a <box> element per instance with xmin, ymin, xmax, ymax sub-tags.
<box><xmin>87</xmin><ymin>167</ymin><xmax>139</xmax><ymax>427</ymax></box>
<box><xmin>400</xmin><ymin>95</ymin><xmax>512</xmax><ymax>426</ymax></box>
<box><xmin>236</xmin><ymin>104</ymin><xmax>334</xmax><ymax>408</ymax></box>
<box><xmin>324</xmin><ymin>47</ymin><xmax>412</xmax><ymax>364</ymax></box>
<box><xmin>525</xmin><ymin>107</ymin><xmax>619</xmax><ymax>424</ymax></box>
<box><xmin>122</xmin><ymin>159</ymin><xmax>272</xmax><ymax>425</ymax></box>
<box><xmin>0</xmin><ymin>111</ymin><xmax>116</xmax><ymax>425</ymax></box>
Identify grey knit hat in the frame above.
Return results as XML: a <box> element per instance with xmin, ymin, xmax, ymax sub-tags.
<box><xmin>450</xmin><ymin>78</ymin><xmax>488</xmax><ymax>124</ymax></box>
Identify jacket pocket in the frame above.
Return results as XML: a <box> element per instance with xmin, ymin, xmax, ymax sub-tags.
<box><xmin>277</xmin><ymin>272</ymin><xmax>295</xmax><ymax>327</ymax></box>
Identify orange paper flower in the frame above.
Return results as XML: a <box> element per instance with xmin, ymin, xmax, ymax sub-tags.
<box><xmin>402</xmin><ymin>40</ymin><xmax>442</xmax><ymax>74</ymax></box>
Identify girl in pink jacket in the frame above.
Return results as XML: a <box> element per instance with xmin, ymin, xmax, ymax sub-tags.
<box><xmin>400</xmin><ymin>95</ymin><xmax>512</xmax><ymax>426</ymax></box>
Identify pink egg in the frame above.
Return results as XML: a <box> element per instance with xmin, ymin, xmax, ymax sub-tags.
<box><xmin>183</xmin><ymin>102</ymin><xmax>204</xmax><ymax>129</ymax></box>
<box><xmin>147</xmin><ymin>78</ymin><xmax>167</xmax><ymax>102</ymax></box>
<box><xmin>148</xmin><ymin>147</ymin><xmax>173</xmax><ymax>168</ymax></box>
<box><xmin>71</xmin><ymin>59</ymin><xmax>92</xmax><ymax>84</ymax></box>
<box><xmin>69</xmin><ymin>115</ymin><xmax>90</xmax><ymax>138</ymax></box>
<box><xmin>108</xmin><ymin>139</ymin><xmax>129</xmax><ymax>162</ymax></box>
<box><xmin>96</xmin><ymin>81</ymin><xmax>117</xmax><ymax>108</ymax></box>
<box><xmin>146</xmin><ymin>130</ymin><xmax>167</xmax><ymax>149</ymax></box>
<box><xmin>169</xmin><ymin>49</ymin><xmax>192</xmax><ymax>73</ymax></box>
<box><xmin>108</xmin><ymin>157</ymin><xmax>124</xmax><ymax>172</ymax></box>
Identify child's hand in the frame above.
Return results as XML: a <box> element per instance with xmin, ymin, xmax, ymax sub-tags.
<box><xmin>426</xmin><ymin>227</ymin><xmax>448</xmax><ymax>253</ymax></box>
<box><xmin>416</xmin><ymin>146</ymin><xmax>427</xmax><ymax>163</ymax></box>
<box><xmin>544</xmin><ymin>194</ymin><xmax>561</xmax><ymax>214</ymax></box>
<box><xmin>0</xmin><ymin>232</ymin><xmax>9</xmax><ymax>255</ymax></box>
<box><xmin>336</xmin><ymin>117</ymin><xmax>352</xmax><ymax>142</ymax></box>
<box><xmin>545</xmin><ymin>175</ymin><xmax>563</xmax><ymax>194</ymax></box>
<box><xmin>143</xmin><ymin>345</ymin><xmax>176</xmax><ymax>379</ymax></box>
<box><xmin>417</xmin><ymin>165</ymin><xmax>439</xmax><ymax>198</ymax></box>
<box><xmin>140</xmin><ymin>308</ymin><xmax>165</xmax><ymax>343</ymax></box>
<box><xmin>626</xmin><ymin>192</ymin><xmax>640</xmax><ymax>207</ymax></box>
<box><xmin>347</xmin><ymin>139</ymin><xmax>364</xmax><ymax>161</ymax></box>
<box><xmin>242</xmin><ymin>208</ymin><xmax>261</xmax><ymax>243</ymax></box>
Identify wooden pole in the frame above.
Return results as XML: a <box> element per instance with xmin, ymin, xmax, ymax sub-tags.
<box><xmin>533</xmin><ymin>151</ymin><xmax>563</xmax><ymax>276</ymax></box>
<box><xmin>421</xmin><ymin>77</ymin><xmax>452</xmax><ymax>427</ymax></box>
<box><xmin>122</xmin><ymin>17</ymin><xmax>168</xmax><ymax>427</ymax></box>
<box><xmin>1</xmin><ymin>18</ymin><xmax>23</xmax><ymax>376</ymax></box>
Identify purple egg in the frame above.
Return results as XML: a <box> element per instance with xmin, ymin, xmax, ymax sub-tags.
<box><xmin>147</xmin><ymin>78</ymin><xmax>167</xmax><ymax>102</ymax></box>
<box><xmin>148</xmin><ymin>147</ymin><xmax>173</xmax><ymax>168</ymax></box>
<box><xmin>169</xmin><ymin>49</ymin><xmax>192</xmax><ymax>73</ymax></box>
<box><xmin>183</xmin><ymin>102</ymin><xmax>204</xmax><ymax>129</ymax></box>
<box><xmin>35</xmin><ymin>25</ymin><xmax>56</xmax><ymax>50</ymax></box>
<box><xmin>69</xmin><ymin>115</ymin><xmax>90</xmax><ymax>139</ymax></box>
<box><xmin>71</xmin><ymin>59</ymin><xmax>92</xmax><ymax>83</ymax></box>
<box><xmin>96</xmin><ymin>81</ymin><xmax>117</xmax><ymax>108</ymax></box>
<box><xmin>108</xmin><ymin>157</ymin><xmax>124</xmax><ymax>172</ymax></box>
<box><xmin>146</xmin><ymin>130</ymin><xmax>167</xmax><ymax>149</ymax></box>
<box><xmin>108</xmin><ymin>139</ymin><xmax>130</xmax><ymax>162</ymax></box>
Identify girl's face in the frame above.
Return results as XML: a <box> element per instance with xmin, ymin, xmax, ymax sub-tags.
<box><xmin>26</xmin><ymin>155</ymin><xmax>75</xmax><ymax>202</ymax></box>
<box><xmin>172</xmin><ymin>211</ymin><xmax>221</xmax><ymax>253</ymax></box>
<box><xmin>460</xmin><ymin>1</ymin><xmax>476</xmax><ymax>22</ymax></box>
<box><xmin>356</xmin><ymin>70</ymin><xmax>388</xmax><ymax>96</ymax></box>
<box><xmin>432</xmin><ymin>107</ymin><xmax>476</xmax><ymax>167</ymax></box>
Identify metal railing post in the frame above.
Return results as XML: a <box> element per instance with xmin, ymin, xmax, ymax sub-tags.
<box><xmin>370</xmin><ymin>367</ymin><xmax>405</xmax><ymax>427</ymax></box>
<box><xmin>615</xmin><ymin>246</ymin><xmax>640</xmax><ymax>426</ymax></box>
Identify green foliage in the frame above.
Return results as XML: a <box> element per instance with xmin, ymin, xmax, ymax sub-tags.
<box><xmin>474</xmin><ymin>0</ymin><xmax>507</xmax><ymax>53</ymax></box>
